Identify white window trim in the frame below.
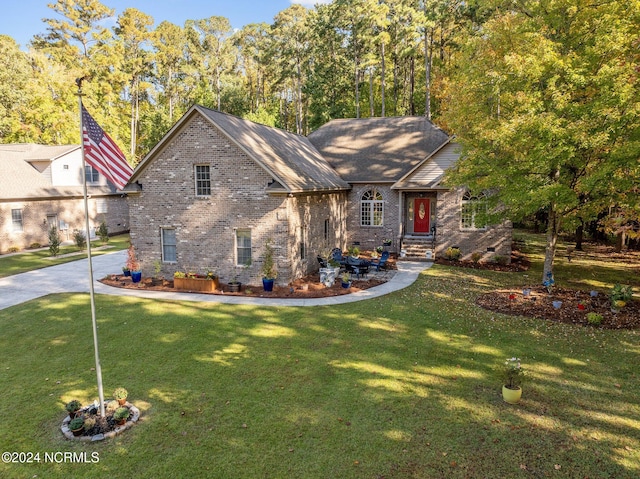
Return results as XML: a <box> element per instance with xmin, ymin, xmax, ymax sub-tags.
<box><xmin>461</xmin><ymin>192</ymin><xmax>487</xmax><ymax>230</ymax></box>
<box><xmin>161</xmin><ymin>227</ymin><xmax>177</xmax><ymax>263</ymax></box>
<box><xmin>11</xmin><ymin>209</ymin><xmax>23</xmax><ymax>233</ymax></box>
<box><xmin>235</xmin><ymin>228</ymin><xmax>252</xmax><ymax>266</ymax></box>
<box><xmin>360</xmin><ymin>189</ymin><xmax>384</xmax><ymax>227</ymax></box>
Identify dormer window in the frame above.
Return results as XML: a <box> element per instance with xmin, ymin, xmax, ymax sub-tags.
<box><xmin>85</xmin><ymin>165</ymin><xmax>99</xmax><ymax>183</ymax></box>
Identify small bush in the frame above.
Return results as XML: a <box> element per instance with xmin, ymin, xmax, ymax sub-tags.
<box><xmin>69</xmin><ymin>417</ymin><xmax>85</xmax><ymax>431</ymax></box>
<box><xmin>586</xmin><ymin>312</ymin><xmax>603</xmax><ymax>326</ymax></box>
<box><xmin>444</xmin><ymin>247</ymin><xmax>462</xmax><ymax>261</ymax></box>
<box><xmin>97</xmin><ymin>220</ymin><xmax>109</xmax><ymax>243</ymax></box>
<box><xmin>29</xmin><ymin>242</ymin><xmax>42</xmax><ymax>249</ymax></box>
<box><xmin>493</xmin><ymin>255</ymin><xmax>509</xmax><ymax>265</ymax></box>
<box><xmin>48</xmin><ymin>226</ymin><xmax>61</xmax><ymax>257</ymax></box>
<box><xmin>73</xmin><ymin>229</ymin><xmax>87</xmax><ymax>249</ymax></box>
<box><xmin>8</xmin><ymin>246</ymin><xmax>20</xmax><ymax>253</ymax></box>
<box><xmin>471</xmin><ymin>252</ymin><xmax>483</xmax><ymax>263</ymax></box>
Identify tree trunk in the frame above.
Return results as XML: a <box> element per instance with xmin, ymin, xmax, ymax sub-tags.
<box><xmin>369</xmin><ymin>68</ymin><xmax>374</xmax><ymax>117</ymax></box>
<box><xmin>380</xmin><ymin>42</ymin><xmax>386</xmax><ymax>117</ymax></box>
<box><xmin>542</xmin><ymin>204</ymin><xmax>560</xmax><ymax>284</ymax></box>
<box><xmin>575</xmin><ymin>221</ymin><xmax>584</xmax><ymax>251</ymax></box>
<box><xmin>424</xmin><ymin>27</ymin><xmax>432</xmax><ymax>120</ymax></box>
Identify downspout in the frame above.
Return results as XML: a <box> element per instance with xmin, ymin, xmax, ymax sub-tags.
<box><xmin>398</xmin><ymin>191</ymin><xmax>404</xmax><ymax>253</ymax></box>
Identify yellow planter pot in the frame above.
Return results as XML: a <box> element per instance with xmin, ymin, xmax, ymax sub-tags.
<box><xmin>502</xmin><ymin>385</ymin><xmax>522</xmax><ymax>404</ymax></box>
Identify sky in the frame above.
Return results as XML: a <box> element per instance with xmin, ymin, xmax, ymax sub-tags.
<box><xmin>1</xmin><ymin>0</ymin><xmax>329</xmax><ymax>49</ymax></box>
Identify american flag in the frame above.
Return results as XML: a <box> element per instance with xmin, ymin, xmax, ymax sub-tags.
<box><xmin>81</xmin><ymin>104</ymin><xmax>133</xmax><ymax>190</ymax></box>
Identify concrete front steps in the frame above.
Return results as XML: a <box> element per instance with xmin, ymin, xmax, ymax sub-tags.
<box><xmin>400</xmin><ymin>236</ymin><xmax>435</xmax><ymax>261</ymax></box>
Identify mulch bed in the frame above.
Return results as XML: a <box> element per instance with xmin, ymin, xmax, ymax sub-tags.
<box><xmin>435</xmin><ymin>248</ymin><xmax>530</xmax><ymax>272</ymax></box>
<box><xmin>476</xmin><ymin>286</ymin><xmax>640</xmax><ymax>329</ymax></box>
<box><xmin>100</xmin><ymin>272</ymin><xmax>389</xmax><ymax>300</ymax></box>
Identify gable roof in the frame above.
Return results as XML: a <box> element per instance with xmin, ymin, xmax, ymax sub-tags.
<box><xmin>392</xmin><ymin>139</ymin><xmax>460</xmax><ymax>190</ymax></box>
<box><xmin>0</xmin><ymin>144</ymin><xmax>114</xmax><ymax>200</ymax></box>
<box><xmin>131</xmin><ymin>106</ymin><xmax>350</xmax><ymax>194</ymax></box>
<box><xmin>307</xmin><ymin>116</ymin><xmax>450</xmax><ymax>183</ymax></box>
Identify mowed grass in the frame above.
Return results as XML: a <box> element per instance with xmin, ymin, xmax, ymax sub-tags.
<box><xmin>0</xmin><ymin>234</ymin><xmax>130</xmax><ymax>279</ymax></box>
<box><xmin>0</xmin><ymin>235</ymin><xmax>638</xmax><ymax>478</ymax></box>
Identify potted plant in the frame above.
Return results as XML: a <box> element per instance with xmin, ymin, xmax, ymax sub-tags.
<box><xmin>69</xmin><ymin>416</ymin><xmax>85</xmax><ymax>436</ymax></box>
<box><xmin>65</xmin><ymin>400</ymin><xmax>82</xmax><ymax>418</ymax></box>
<box><xmin>113</xmin><ymin>387</ymin><xmax>128</xmax><ymax>406</ymax></box>
<box><xmin>174</xmin><ymin>269</ymin><xmax>219</xmax><ymax>292</ymax></box>
<box><xmin>228</xmin><ymin>259</ymin><xmax>251</xmax><ymax>293</ymax></box>
<box><xmin>609</xmin><ymin>284</ymin><xmax>633</xmax><ymax>313</ymax></box>
<box><xmin>501</xmin><ymin>357</ymin><xmax>525</xmax><ymax>404</ymax></box>
<box><xmin>341</xmin><ymin>272</ymin><xmax>352</xmax><ymax>288</ymax></box>
<box><xmin>261</xmin><ymin>240</ymin><xmax>277</xmax><ymax>292</ymax></box>
<box><xmin>151</xmin><ymin>260</ymin><xmax>163</xmax><ymax>286</ymax></box>
<box><xmin>126</xmin><ymin>244</ymin><xmax>142</xmax><ymax>283</ymax></box>
<box><xmin>122</xmin><ymin>266</ymin><xmax>131</xmax><ymax>277</ymax></box>
<box><xmin>113</xmin><ymin>407</ymin><xmax>130</xmax><ymax>426</ymax></box>
<box><xmin>348</xmin><ymin>245</ymin><xmax>360</xmax><ymax>258</ymax></box>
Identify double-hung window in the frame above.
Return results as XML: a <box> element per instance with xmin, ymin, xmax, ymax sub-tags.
<box><xmin>11</xmin><ymin>209</ymin><xmax>23</xmax><ymax>232</ymax></box>
<box><xmin>85</xmin><ymin>165</ymin><xmax>99</xmax><ymax>183</ymax></box>
<box><xmin>161</xmin><ymin>228</ymin><xmax>177</xmax><ymax>262</ymax></box>
<box><xmin>361</xmin><ymin>190</ymin><xmax>384</xmax><ymax>226</ymax></box>
<box><xmin>195</xmin><ymin>165</ymin><xmax>211</xmax><ymax>196</ymax></box>
<box><xmin>236</xmin><ymin>229</ymin><xmax>252</xmax><ymax>266</ymax></box>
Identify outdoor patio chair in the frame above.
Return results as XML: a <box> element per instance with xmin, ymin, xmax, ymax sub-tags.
<box><xmin>370</xmin><ymin>250</ymin><xmax>390</xmax><ymax>271</ymax></box>
<box><xmin>331</xmin><ymin>248</ymin><xmax>347</xmax><ymax>265</ymax></box>
<box><xmin>345</xmin><ymin>256</ymin><xmax>370</xmax><ymax>279</ymax></box>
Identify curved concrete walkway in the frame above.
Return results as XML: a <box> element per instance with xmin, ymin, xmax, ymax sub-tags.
<box><xmin>0</xmin><ymin>250</ymin><xmax>431</xmax><ymax>310</ymax></box>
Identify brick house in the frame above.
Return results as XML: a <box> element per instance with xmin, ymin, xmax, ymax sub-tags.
<box><xmin>0</xmin><ymin>144</ymin><xmax>130</xmax><ymax>252</ymax></box>
<box><xmin>127</xmin><ymin>106</ymin><xmax>511</xmax><ymax>285</ymax></box>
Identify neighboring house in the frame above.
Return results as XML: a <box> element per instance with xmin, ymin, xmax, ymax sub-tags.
<box><xmin>0</xmin><ymin>144</ymin><xmax>130</xmax><ymax>252</ymax></box>
<box><xmin>126</xmin><ymin>106</ymin><xmax>511</xmax><ymax>285</ymax></box>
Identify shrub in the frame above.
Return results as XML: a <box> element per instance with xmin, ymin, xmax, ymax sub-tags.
<box><xmin>610</xmin><ymin>284</ymin><xmax>633</xmax><ymax>304</ymax></box>
<box><xmin>48</xmin><ymin>226</ymin><xmax>61</xmax><ymax>257</ymax></box>
<box><xmin>29</xmin><ymin>242</ymin><xmax>42</xmax><ymax>249</ymax></box>
<box><xmin>444</xmin><ymin>247</ymin><xmax>461</xmax><ymax>261</ymax></box>
<box><xmin>8</xmin><ymin>246</ymin><xmax>20</xmax><ymax>253</ymax></box>
<box><xmin>493</xmin><ymin>255</ymin><xmax>509</xmax><ymax>265</ymax></box>
<box><xmin>97</xmin><ymin>220</ymin><xmax>109</xmax><ymax>243</ymax></box>
<box><xmin>83</xmin><ymin>417</ymin><xmax>96</xmax><ymax>431</ymax></box>
<box><xmin>73</xmin><ymin>229</ymin><xmax>87</xmax><ymax>249</ymax></box>
<box><xmin>114</xmin><ymin>407</ymin><xmax>130</xmax><ymax>422</ymax></box>
<box><xmin>65</xmin><ymin>400</ymin><xmax>82</xmax><ymax>413</ymax></box>
<box><xmin>586</xmin><ymin>312</ymin><xmax>603</xmax><ymax>326</ymax></box>
<box><xmin>69</xmin><ymin>417</ymin><xmax>85</xmax><ymax>431</ymax></box>
<box><xmin>174</xmin><ymin>271</ymin><xmax>186</xmax><ymax>278</ymax></box>
<box><xmin>471</xmin><ymin>252</ymin><xmax>483</xmax><ymax>263</ymax></box>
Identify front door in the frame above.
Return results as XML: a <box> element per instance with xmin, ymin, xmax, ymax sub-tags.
<box><xmin>414</xmin><ymin>199</ymin><xmax>430</xmax><ymax>233</ymax></box>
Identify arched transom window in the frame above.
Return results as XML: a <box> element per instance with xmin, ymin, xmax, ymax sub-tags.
<box><xmin>361</xmin><ymin>189</ymin><xmax>384</xmax><ymax>226</ymax></box>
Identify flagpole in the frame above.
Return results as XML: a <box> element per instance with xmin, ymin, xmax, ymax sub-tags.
<box><xmin>76</xmin><ymin>78</ymin><xmax>106</xmax><ymax>417</ymax></box>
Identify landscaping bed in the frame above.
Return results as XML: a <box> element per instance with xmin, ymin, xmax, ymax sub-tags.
<box><xmin>476</xmin><ymin>286</ymin><xmax>639</xmax><ymax>329</ymax></box>
<box><xmin>100</xmin><ymin>272</ymin><xmax>388</xmax><ymax>299</ymax></box>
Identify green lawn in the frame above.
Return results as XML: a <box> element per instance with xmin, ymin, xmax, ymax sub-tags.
<box><xmin>0</xmin><ymin>234</ymin><xmax>130</xmax><ymax>279</ymax></box>
<box><xmin>0</xmin><ymin>233</ymin><xmax>638</xmax><ymax>478</ymax></box>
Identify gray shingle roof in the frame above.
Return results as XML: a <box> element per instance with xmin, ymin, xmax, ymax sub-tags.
<box><xmin>307</xmin><ymin>116</ymin><xmax>450</xmax><ymax>183</ymax></box>
<box><xmin>133</xmin><ymin>106</ymin><xmax>350</xmax><ymax>193</ymax></box>
<box><xmin>198</xmin><ymin>107</ymin><xmax>350</xmax><ymax>193</ymax></box>
<box><xmin>0</xmin><ymin>143</ymin><xmax>114</xmax><ymax>199</ymax></box>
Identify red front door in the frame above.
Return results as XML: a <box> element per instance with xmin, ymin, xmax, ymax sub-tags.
<box><xmin>414</xmin><ymin>198</ymin><xmax>430</xmax><ymax>233</ymax></box>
